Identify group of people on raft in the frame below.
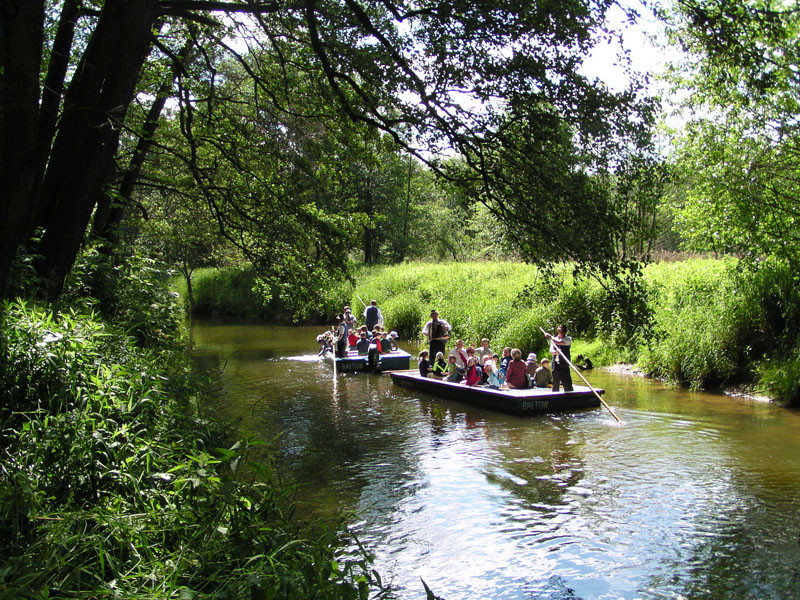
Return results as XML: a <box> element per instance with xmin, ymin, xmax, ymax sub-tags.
<box><xmin>317</xmin><ymin>300</ymin><xmax>401</xmax><ymax>361</ymax></box>
<box><xmin>317</xmin><ymin>303</ymin><xmax>592</xmax><ymax>391</ymax></box>
<box><xmin>420</xmin><ymin>309</ymin><xmax>591</xmax><ymax>392</ymax></box>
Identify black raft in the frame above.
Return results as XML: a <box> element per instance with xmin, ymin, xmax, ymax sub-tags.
<box><xmin>389</xmin><ymin>370</ymin><xmax>603</xmax><ymax>415</ymax></box>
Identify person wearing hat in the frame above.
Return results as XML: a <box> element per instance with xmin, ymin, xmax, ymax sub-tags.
<box><xmin>388</xmin><ymin>330</ymin><xmax>399</xmax><ymax>351</ymax></box>
<box><xmin>343</xmin><ymin>306</ymin><xmax>357</xmax><ymax>330</ymax></box>
<box><xmin>422</xmin><ymin>309</ymin><xmax>451</xmax><ymax>362</ymax></box>
<box><xmin>525</xmin><ymin>352</ymin><xmax>539</xmax><ymax>388</ymax></box>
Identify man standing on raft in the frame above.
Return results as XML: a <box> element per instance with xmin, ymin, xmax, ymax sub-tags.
<box><xmin>422</xmin><ymin>309</ymin><xmax>451</xmax><ymax>363</ymax></box>
<box><xmin>546</xmin><ymin>324</ymin><xmax>573</xmax><ymax>392</ymax></box>
<box><xmin>363</xmin><ymin>299</ymin><xmax>384</xmax><ymax>331</ymax></box>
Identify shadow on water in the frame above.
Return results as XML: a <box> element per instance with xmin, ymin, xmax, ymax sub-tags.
<box><xmin>191</xmin><ymin>320</ymin><xmax>800</xmax><ymax>600</ymax></box>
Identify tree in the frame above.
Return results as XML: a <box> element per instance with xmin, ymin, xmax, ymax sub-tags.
<box><xmin>663</xmin><ymin>0</ymin><xmax>800</xmax><ymax>268</ymax></box>
<box><xmin>610</xmin><ymin>153</ymin><xmax>672</xmax><ymax>260</ymax></box>
<box><xmin>1</xmin><ymin>0</ymin><xmax>652</xmax><ymax>299</ymax></box>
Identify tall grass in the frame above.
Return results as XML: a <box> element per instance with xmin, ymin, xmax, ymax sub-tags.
<box><xmin>637</xmin><ymin>259</ymin><xmax>745</xmax><ymax>387</ymax></box>
<box><xmin>351</xmin><ymin>262</ymin><xmax>616</xmax><ymax>361</ymax></box>
<box><xmin>351</xmin><ymin>259</ymin><xmax>800</xmax><ymax>405</ymax></box>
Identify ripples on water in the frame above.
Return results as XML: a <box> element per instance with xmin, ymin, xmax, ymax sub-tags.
<box><xmin>193</xmin><ymin>323</ymin><xmax>800</xmax><ymax>600</ymax></box>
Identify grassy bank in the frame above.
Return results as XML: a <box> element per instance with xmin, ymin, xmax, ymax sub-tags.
<box><xmin>350</xmin><ymin>259</ymin><xmax>800</xmax><ymax>406</ymax></box>
<box><xmin>176</xmin><ymin>258</ymin><xmax>800</xmax><ymax>405</ymax></box>
<box><xmin>0</xmin><ymin>256</ymin><xmax>382</xmax><ymax>598</ymax></box>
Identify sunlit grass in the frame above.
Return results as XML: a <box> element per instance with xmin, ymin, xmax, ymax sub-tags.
<box><xmin>353</xmin><ymin>258</ymin><xmax>800</xmax><ymax>404</ymax></box>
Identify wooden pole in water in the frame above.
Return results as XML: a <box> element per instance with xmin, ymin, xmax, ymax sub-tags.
<box><xmin>540</xmin><ymin>327</ymin><xmax>620</xmax><ymax>423</ymax></box>
<box><xmin>331</xmin><ymin>326</ymin><xmax>338</xmax><ymax>393</ymax></box>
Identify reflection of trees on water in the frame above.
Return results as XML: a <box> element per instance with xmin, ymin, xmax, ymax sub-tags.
<box><xmin>191</xmin><ymin>331</ymin><xmax>431</xmax><ymax>523</ymax></box>
<box><xmin>268</xmin><ymin>372</ymin><xmax>430</xmax><ymax>522</ymax></box>
<box><xmin>482</xmin><ymin>417</ymin><xmax>586</xmax><ymax>509</ymax></box>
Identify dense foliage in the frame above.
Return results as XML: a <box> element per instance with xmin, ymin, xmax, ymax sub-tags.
<box><xmin>1</xmin><ymin>0</ymin><xmax>652</xmax><ymax>302</ymax></box>
<box><xmin>0</xmin><ymin>257</ymin><xmax>384</xmax><ymax>598</ymax></box>
<box><xmin>171</xmin><ymin>265</ymin><xmax>351</xmax><ymax>322</ymax></box>
<box><xmin>663</xmin><ymin>0</ymin><xmax>800</xmax><ymax>268</ymax></box>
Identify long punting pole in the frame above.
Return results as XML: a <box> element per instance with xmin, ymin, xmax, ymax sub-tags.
<box><xmin>331</xmin><ymin>327</ymin><xmax>338</xmax><ymax>394</ymax></box>
<box><xmin>354</xmin><ymin>291</ymin><xmax>368</xmax><ymax>310</ymax></box>
<box><xmin>540</xmin><ymin>327</ymin><xmax>621</xmax><ymax>423</ymax></box>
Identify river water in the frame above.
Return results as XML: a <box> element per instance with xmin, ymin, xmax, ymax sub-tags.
<box><xmin>191</xmin><ymin>321</ymin><xmax>800</xmax><ymax>600</ymax></box>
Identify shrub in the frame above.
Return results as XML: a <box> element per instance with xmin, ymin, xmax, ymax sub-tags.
<box><xmin>191</xmin><ymin>266</ymin><xmax>266</xmax><ymax>318</ymax></box>
<box><xmin>637</xmin><ymin>260</ymin><xmax>743</xmax><ymax>387</ymax></box>
<box><xmin>0</xmin><ymin>265</ymin><xmax>384</xmax><ymax>597</ymax></box>
<box><xmin>59</xmin><ymin>246</ymin><xmax>182</xmax><ymax>348</ymax></box>
<box><xmin>756</xmin><ymin>352</ymin><xmax>800</xmax><ymax>406</ymax></box>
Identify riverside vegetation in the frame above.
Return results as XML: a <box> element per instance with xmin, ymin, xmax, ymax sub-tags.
<box><xmin>185</xmin><ymin>259</ymin><xmax>800</xmax><ymax>407</ymax></box>
<box><xmin>0</xmin><ymin>251</ymin><xmax>384</xmax><ymax>599</ymax></box>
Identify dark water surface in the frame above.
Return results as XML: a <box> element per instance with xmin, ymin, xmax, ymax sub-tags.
<box><xmin>192</xmin><ymin>321</ymin><xmax>800</xmax><ymax>600</ymax></box>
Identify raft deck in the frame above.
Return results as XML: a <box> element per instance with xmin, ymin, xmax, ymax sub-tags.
<box><xmin>390</xmin><ymin>370</ymin><xmax>603</xmax><ymax>415</ymax></box>
<box><xmin>328</xmin><ymin>348</ymin><xmax>412</xmax><ymax>373</ymax></box>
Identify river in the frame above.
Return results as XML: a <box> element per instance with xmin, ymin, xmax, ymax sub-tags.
<box><xmin>191</xmin><ymin>320</ymin><xmax>800</xmax><ymax>600</ymax></box>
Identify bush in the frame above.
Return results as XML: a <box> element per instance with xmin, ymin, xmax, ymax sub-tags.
<box><xmin>177</xmin><ymin>266</ymin><xmax>354</xmax><ymax>323</ymax></box>
<box><xmin>190</xmin><ymin>266</ymin><xmax>266</xmax><ymax>318</ymax></box>
<box><xmin>636</xmin><ymin>258</ymin><xmax>800</xmax><ymax>399</ymax></box>
<box><xmin>0</xmin><ymin>258</ymin><xmax>384</xmax><ymax>597</ymax></box>
<box><xmin>756</xmin><ymin>352</ymin><xmax>800</xmax><ymax>406</ymax></box>
<box><xmin>637</xmin><ymin>260</ymin><xmax>743</xmax><ymax>387</ymax></box>
<box><xmin>60</xmin><ymin>246</ymin><xmax>182</xmax><ymax>348</ymax></box>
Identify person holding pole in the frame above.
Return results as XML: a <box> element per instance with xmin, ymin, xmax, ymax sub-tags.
<box><xmin>539</xmin><ymin>326</ymin><xmax>621</xmax><ymax>423</ymax></box>
<box><xmin>546</xmin><ymin>324</ymin><xmax>573</xmax><ymax>392</ymax></box>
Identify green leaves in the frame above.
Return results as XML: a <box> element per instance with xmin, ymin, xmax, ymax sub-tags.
<box><xmin>664</xmin><ymin>1</ymin><xmax>800</xmax><ymax>269</ymax></box>
<box><xmin>0</xmin><ymin>286</ymin><xmax>387</xmax><ymax>598</ymax></box>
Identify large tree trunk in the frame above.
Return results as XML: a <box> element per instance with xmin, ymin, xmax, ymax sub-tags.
<box><xmin>0</xmin><ymin>0</ymin><xmax>45</xmax><ymax>294</ymax></box>
<box><xmin>35</xmin><ymin>0</ymin><xmax>160</xmax><ymax>299</ymax></box>
<box><xmin>30</xmin><ymin>0</ymin><xmax>82</xmax><ymax>227</ymax></box>
<box><xmin>93</xmin><ymin>36</ymin><xmax>194</xmax><ymax>244</ymax></box>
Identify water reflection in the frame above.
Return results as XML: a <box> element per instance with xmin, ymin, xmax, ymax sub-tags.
<box><xmin>192</xmin><ymin>320</ymin><xmax>800</xmax><ymax>600</ymax></box>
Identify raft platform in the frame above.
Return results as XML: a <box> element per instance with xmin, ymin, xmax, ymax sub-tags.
<box><xmin>389</xmin><ymin>370</ymin><xmax>603</xmax><ymax>415</ymax></box>
<box><xmin>327</xmin><ymin>349</ymin><xmax>412</xmax><ymax>373</ymax></box>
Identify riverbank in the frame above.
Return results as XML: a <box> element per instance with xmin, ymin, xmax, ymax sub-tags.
<box><xmin>0</xmin><ymin>257</ymin><xmax>384</xmax><ymax>598</ymax></box>
<box><xmin>349</xmin><ymin>259</ymin><xmax>800</xmax><ymax>407</ymax></box>
<box><xmin>602</xmin><ymin>364</ymin><xmax>777</xmax><ymax>404</ymax></box>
